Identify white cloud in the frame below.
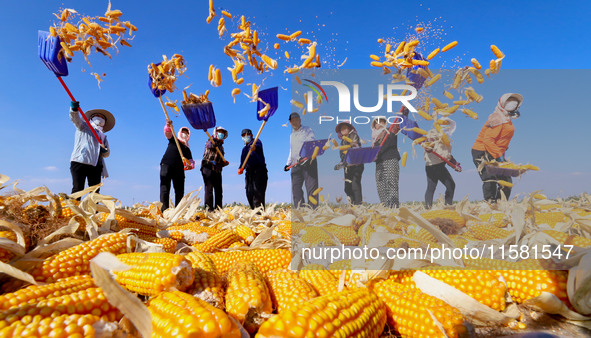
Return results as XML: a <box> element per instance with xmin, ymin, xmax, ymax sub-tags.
<box><xmin>43</xmin><ymin>166</ymin><xmax>58</xmax><ymax>171</ymax></box>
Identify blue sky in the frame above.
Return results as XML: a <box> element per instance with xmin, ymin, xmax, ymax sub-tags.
<box><xmin>1</xmin><ymin>0</ymin><xmax>590</xmax><ymax>206</ymax></box>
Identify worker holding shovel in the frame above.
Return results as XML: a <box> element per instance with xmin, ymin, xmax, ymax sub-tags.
<box><xmin>201</xmin><ymin>126</ymin><xmax>229</xmax><ymax>211</ymax></box>
<box><xmin>240</xmin><ymin>129</ymin><xmax>268</xmax><ymax>210</ymax></box>
<box><xmin>472</xmin><ymin>93</ymin><xmax>523</xmax><ymax>202</ymax></box>
<box><xmin>422</xmin><ymin>118</ymin><xmax>461</xmax><ymax>209</ymax></box>
<box><xmin>68</xmin><ymin>101</ymin><xmax>114</xmax><ymax>196</ymax></box>
<box><xmin>285</xmin><ymin>112</ymin><xmax>318</xmax><ymax>208</ymax></box>
<box><xmin>160</xmin><ymin>120</ymin><xmax>195</xmax><ymax>212</ymax></box>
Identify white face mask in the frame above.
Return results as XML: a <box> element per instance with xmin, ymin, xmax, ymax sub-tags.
<box><xmin>91</xmin><ymin>116</ymin><xmax>105</xmax><ymax>128</ymax></box>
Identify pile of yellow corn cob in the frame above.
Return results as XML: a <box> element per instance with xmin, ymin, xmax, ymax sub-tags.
<box><xmin>1</xmin><ymin>175</ymin><xmax>591</xmax><ymax>337</ymax></box>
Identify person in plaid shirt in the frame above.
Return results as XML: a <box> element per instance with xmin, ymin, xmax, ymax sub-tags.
<box><xmin>200</xmin><ymin>126</ymin><xmax>229</xmax><ymax>211</ymax></box>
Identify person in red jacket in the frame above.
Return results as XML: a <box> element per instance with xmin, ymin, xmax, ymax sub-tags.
<box><xmin>471</xmin><ymin>93</ymin><xmax>523</xmax><ymax>202</ymax></box>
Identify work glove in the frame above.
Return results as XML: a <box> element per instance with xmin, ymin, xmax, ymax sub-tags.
<box><xmin>334</xmin><ymin>162</ymin><xmax>346</xmax><ymax>171</ymax></box>
<box><xmin>454</xmin><ymin>163</ymin><xmax>462</xmax><ymax>172</ymax></box>
<box><xmin>71</xmin><ymin>101</ymin><xmax>80</xmax><ymax>111</ymax></box>
<box><xmin>284</xmin><ymin>165</ymin><xmax>290</xmax><ymax>172</ymax></box>
<box><xmin>100</xmin><ymin>146</ymin><xmax>108</xmax><ymax>154</ymax></box>
<box><xmin>495</xmin><ymin>156</ymin><xmax>505</xmax><ymax>162</ymax></box>
<box><xmin>222</xmin><ymin>160</ymin><xmax>229</xmax><ymax>167</ymax></box>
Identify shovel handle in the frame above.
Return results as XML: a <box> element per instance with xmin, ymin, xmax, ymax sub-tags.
<box><xmin>158</xmin><ymin>96</ymin><xmax>187</xmax><ymax>164</ymax></box>
<box><xmin>57</xmin><ymin>76</ymin><xmax>106</xmax><ymax>150</ymax></box>
<box><xmin>204</xmin><ymin>130</ymin><xmax>227</xmax><ymax>162</ymax></box>
<box><xmin>239</xmin><ymin>120</ymin><xmax>267</xmax><ymax>174</ymax></box>
<box><xmin>429</xmin><ymin>149</ymin><xmax>460</xmax><ymax>170</ymax></box>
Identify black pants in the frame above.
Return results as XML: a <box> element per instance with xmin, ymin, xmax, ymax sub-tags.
<box><xmin>344</xmin><ymin>164</ymin><xmax>364</xmax><ymax>205</ymax></box>
<box><xmin>245</xmin><ymin>168</ymin><xmax>268</xmax><ymax>209</ymax></box>
<box><xmin>425</xmin><ymin>162</ymin><xmax>455</xmax><ymax>209</ymax></box>
<box><xmin>471</xmin><ymin>149</ymin><xmax>512</xmax><ymax>202</ymax></box>
<box><xmin>160</xmin><ymin>164</ymin><xmax>185</xmax><ymax>211</ymax></box>
<box><xmin>70</xmin><ymin>161</ymin><xmax>102</xmax><ymax>195</ymax></box>
<box><xmin>291</xmin><ymin>160</ymin><xmax>318</xmax><ymax>208</ymax></box>
<box><xmin>201</xmin><ymin>167</ymin><xmax>223</xmax><ymax>211</ymax></box>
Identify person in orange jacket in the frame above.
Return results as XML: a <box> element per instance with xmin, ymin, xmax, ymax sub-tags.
<box><xmin>471</xmin><ymin>93</ymin><xmax>523</xmax><ymax>202</ymax></box>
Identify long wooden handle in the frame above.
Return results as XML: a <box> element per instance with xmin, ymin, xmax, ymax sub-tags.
<box><xmin>57</xmin><ymin>76</ymin><xmax>106</xmax><ymax>150</ymax></box>
<box><xmin>239</xmin><ymin>120</ymin><xmax>267</xmax><ymax>173</ymax></box>
<box><xmin>204</xmin><ymin>130</ymin><xmax>227</xmax><ymax>162</ymax></box>
<box><xmin>158</xmin><ymin>96</ymin><xmax>187</xmax><ymax>164</ymax></box>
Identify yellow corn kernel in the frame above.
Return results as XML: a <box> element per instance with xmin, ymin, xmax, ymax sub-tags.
<box><xmin>415</xmin><ymin>26</ymin><xmax>424</xmax><ymax>32</ymax></box>
<box><xmin>273</xmin><ymin>43</ymin><xmax>280</xmax><ymax>49</ymax></box>
<box><xmin>441</xmin><ymin>41</ymin><xmax>458</xmax><ymax>52</ymax></box>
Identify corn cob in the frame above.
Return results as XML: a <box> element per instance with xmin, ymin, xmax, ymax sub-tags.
<box><xmin>148</xmin><ymin>291</ymin><xmax>240</xmax><ymax>338</ymax></box>
<box><xmin>407</xmin><ymin>228</ymin><xmax>437</xmax><ymax>244</ymax></box>
<box><xmin>184</xmin><ymin>251</ymin><xmax>225</xmax><ymax>309</ymax></box>
<box><xmin>210</xmin><ymin>249</ymin><xmax>291</xmax><ymax>275</ymax></box>
<box><xmin>30</xmin><ymin>233</ymin><xmax>129</xmax><ymax>283</ymax></box>
<box><xmin>300</xmin><ymin>225</ymin><xmax>360</xmax><ymax>246</ymax></box>
<box><xmin>394</xmin><ymin>269</ymin><xmax>507</xmax><ymax>311</ymax></box>
<box><xmin>299</xmin><ymin>264</ymin><xmax>340</xmax><ymax>296</ymax></box>
<box><xmin>195</xmin><ymin>230</ymin><xmax>241</xmax><ymax>253</ymax></box>
<box><xmin>234</xmin><ymin>225</ymin><xmax>256</xmax><ymax>245</ymax></box>
<box><xmin>0</xmin><ymin>287</ymin><xmax>121</xmax><ymax>327</ymax></box>
<box><xmin>225</xmin><ymin>261</ymin><xmax>273</xmax><ymax>333</ymax></box>
<box><xmin>441</xmin><ymin>41</ymin><xmax>458</xmax><ymax>52</ymax></box>
<box><xmin>256</xmin><ymin>288</ymin><xmax>387</xmax><ymax>338</ymax></box>
<box><xmin>468</xmin><ymin>224</ymin><xmax>514</xmax><ymax>240</ymax></box>
<box><xmin>534</xmin><ymin>211</ymin><xmax>569</xmax><ymax>227</ymax></box>
<box><xmin>0</xmin><ymin>275</ymin><xmax>95</xmax><ymax>311</ymax></box>
<box><xmin>372</xmin><ymin>279</ymin><xmax>467</xmax><ymax>337</ymax></box>
<box><xmin>542</xmin><ymin>230</ymin><xmax>591</xmax><ymax>247</ymax></box>
<box><xmin>464</xmin><ymin>258</ymin><xmax>569</xmax><ymax>305</ymax></box>
<box><xmin>477</xmin><ymin>212</ymin><xmax>508</xmax><ymax>227</ymax></box>
<box><xmin>265</xmin><ymin>269</ymin><xmax>317</xmax><ymax>313</ymax></box>
<box><xmin>401</xmin><ymin>152</ymin><xmax>408</xmax><ymax>167</ymax></box>
<box><xmin>152</xmin><ymin>237</ymin><xmax>177</xmax><ymax>253</ymax></box>
<box><xmin>427</xmin><ymin>48</ymin><xmax>440</xmax><ymax>60</ymax></box>
<box><xmin>421</xmin><ymin>209</ymin><xmax>466</xmax><ymax>227</ymax></box>
<box><xmin>113</xmin><ymin>253</ymin><xmax>194</xmax><ymax>296</ymax></box>
<box><xmin>491</xmin><ymin>45</ymin><xmax>504</xmax><ymax>58</ymax></box>
<box><xmin>99</xmin><ymin>213</ymin><xmax>157</xmax><ymax>240</ymax></box>
<box><xmin>0</xmin><ymin>231</ymin><xmax>17</xmax><ymax>263</ymax></box>
<box><xmin>0</xmin><ymin>314</ymin><xmax>102</xmax><ymax>338</ymax></box>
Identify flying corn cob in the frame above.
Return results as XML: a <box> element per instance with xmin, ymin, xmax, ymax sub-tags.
<box><xmin>424</xmin><ymin>73</ymin><xmax>441</xmax><ymax>87</ymax></box>
<box><xmin>491</xmin><ymin>45</ymin><xmax>505</xmax><ymax>58</ymax></box>
<box><xmin>497</xmin><ymin>180</ymin><xmax>513</xmax><ymax>188</ymax></box>
<box><xmin>184</xmin><ymin>251</ymin><xmax>225</xmax><ymax>309</ymax></box>
<box><xmin>148</xmin><ymin>291</ymin><xmax>241</xmax><ymax>338</ymax></box>
<box><xmin>312</xmin><ymin>187</ymin><xmax>323</xmax><ymax>195</ymax></box>
<box><xmin>311</xmin><ymin>146</ymin><xmax>320</xmax><ymax>160</ymax></box>
<box><xmin>371</xmin><ymin>279</ymin><xmax>467</xmax><ymax>337</ymax></box>
<box><xmin>427</xmin><ymin>48</ymin><xmax>440</xmax><ymax>60</ymax></box>
<box><xmin>308</xmin><ymin>195</ymin><xmax>318</xmax><ymax>205</ymax></box>
<box><xmin>299</xmin><ymin>264</ymin><xmax>340</xmax><ymax>296</ymax></box>
<box><xmin>443</xmin><ymin>90</ymin><xmax>454</xmax><ymax>100</ymax></box>
<box><xmin>210</xmin><ymin>249</ymin><xmax>291</xmax><ymax>275</ymax></box>
<box><xmin>113</xmin><ymin>252</ymin><xmax>194</xmax><ymax>296</ymax></box>
<box><xmin>194</xmin><ymin>229</ymin><xmax>241</xmax><ymax>253</ymax></box>
<box><xmin>234</xmin><ymin>225</ymin><xmax>256</xmax><ymax>245</ymax></box>
<box><xmin>225</xmin><ymin>261</ymin><xmax>273</xmax><ymax>333</ymax></box>
<box><xmin>0</xmin><ymin>314</ymin><xmax>104</xmax><ymax>338</ymax></box>
<box><xmin>441</xmin><ymin>41</ymin><xmax>458</xmax><ymax>52</ymax></box>
<box><xmin>394</xmin><ymin>269</ymin><xmax>507</xmax><ymax>311</ymax></box>
<box><xmin>417</xmin><ymin>110</ymin><xmax>433</xmax><ymax>121</ymax></box>
<box><xmin>407</xmin><ymin>127</ymin><xmax>428</xmax><ymax>135</ymax></box>
<box><xmin>0</xmin><ymin>287</ymin><xmax>121</xmax><ymax>326</ymax></box>
<box><xmin>0</xmin><ymin>275</ymin><xmax>95</xmax><ymax>311</ymax></box>
<box><xmin>461</xmin><ymin>108</ymin><xmax>478</xmax><ymax>119</ymax></box>
<box><xmin>265</xmin><ymin>269</ymin><xmax>317</xmax><ymax>313</ymax></box>
<box><xmin>256</xmin><ymin>288</ymin><xmax>387</xmax><ymax>338</ymax></box>
<box><xmin>401</xmin><ymin>152</ymin><xmax>408</xmax><ymax>167</ymax></box>
<box><xmin>30</xmin><ymin>233</ymin><xmax>129</xmax><ymax>283</ymax></box>
<box><xmin>471</xmin><ymin>58</ymin><xmax>482</xmax><ymax>69</ymax></box>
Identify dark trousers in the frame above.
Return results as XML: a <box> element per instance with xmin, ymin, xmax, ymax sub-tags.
<box><xmin>70</xmin><ymin>161</ymin><xmax>102</xmax><ymax>195</ymax></box>
<box><xmin>471</xmin><ymin>149</ymin><xmax>512</xmax><ymax>202</ymax></box>
<box><xmin>201</xmin><ymin>167</ymin><xmax>223</xmax><ymax>211</ymax></box>
<box><xmin>291</xmin><ymin>161</ymin><xmax>318</xmax><ymax>208</ymax></box>
<box><xmin>425</xmin><ymin>162</ymin><xmax>455</xmax><ymax>208</ymax></box>
<box><xmin>245</xmin><ymin>168</ymin><xmax>268</xmax><ymax>209</ymax></box>
<box><xmin>160</xmin><ymin>164</ymin><xmax>185</xmax><ymax>211</ymax></box>
<box><xmin>344</xmin><ymin>164</ymin><xmax>364</xmax><ymax>205</ymax></box>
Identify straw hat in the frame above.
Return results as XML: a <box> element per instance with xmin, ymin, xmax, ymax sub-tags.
<box><xmin>85</xmin><ymin>109</ymin><xmax>115</xmax><ymax>132</ymax></box>
<box><xmin>335</xmin><ymin>120</ymin><xmax>354</xmax><ymax>134</ymax></box>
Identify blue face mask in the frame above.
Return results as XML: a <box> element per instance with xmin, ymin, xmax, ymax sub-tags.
<box><xmin>217</xmin><ymin>132</ymin><xmax>225</xmax><ymax>139</ymax></box>
<box><xmin>242</xmin><ymin>135</ymin><xmax>252</xmax><ymax>143</ymax></box>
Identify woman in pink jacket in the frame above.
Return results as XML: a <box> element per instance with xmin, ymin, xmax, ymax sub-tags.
<box><xmin>160</xmin><ymin>120</ymin><xmax>195</xmax><ymax>211</ymax></box>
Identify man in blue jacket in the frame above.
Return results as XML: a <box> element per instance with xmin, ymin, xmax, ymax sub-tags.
<box><xmin>240</xmin><ymin>129</ymin><xmax>268</xmax><ymax>209</ymax></box>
